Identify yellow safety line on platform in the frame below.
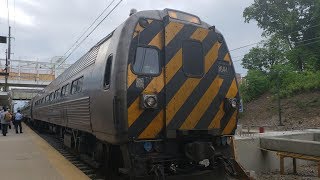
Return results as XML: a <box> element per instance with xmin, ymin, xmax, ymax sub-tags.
<box><xmin>25</xmin><ymin>124</ymin><xmax>90</xmax><ymax>180</ymax></box>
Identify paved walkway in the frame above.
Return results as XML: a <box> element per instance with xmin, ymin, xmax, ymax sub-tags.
<box><xmin>0</xmin><ymin>123</ymin><xmax>90</xmax><ymax>180</ymax></box>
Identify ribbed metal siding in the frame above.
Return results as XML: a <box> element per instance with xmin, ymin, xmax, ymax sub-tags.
<box><xmin>35</xmin><ymin>97</ymin><xmax>91</xmax><ymax>132</ymax></box>
<box><xmin>51</xmin><ymin>46</ymin><xmax>99</xmax><ymax>88</ymax></box>
<box><xmin>66</xmin><ymin>97</ymin><xmax>91</xmax><ymax>131</ymax></box>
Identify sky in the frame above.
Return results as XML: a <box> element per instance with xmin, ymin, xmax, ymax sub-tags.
<box><xmin>0</xmin><ymin>0</ymin><xmax>264</xmax><ymax>76</ymax></box>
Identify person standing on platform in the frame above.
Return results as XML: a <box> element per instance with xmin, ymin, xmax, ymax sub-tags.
<box><xmin>14</xmin><ymin>110</ymin><xmax>23</xmax><ymax>134</ymax></box>
<box><xmin>1</xmin><ymin>107</ymin><xmax>12</xmax><ymax>136</ymax></box>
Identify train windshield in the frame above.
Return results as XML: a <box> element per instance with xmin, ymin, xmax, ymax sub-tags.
<box><xmin>133</xmin><ymin>47</ymin><xmax>160</xmax><ymax>75</ymax></box>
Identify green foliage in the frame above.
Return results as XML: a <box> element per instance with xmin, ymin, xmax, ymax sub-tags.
<box><xmin>276</xmin><ymin>71</ymin><xmax>320</xmax><ymax>98</ymax></box>
<box><xmin>239</xmin><ymin>70</ymin><xmax>270</xmax><ymax>102</ymax></box>
<box><xmin>240</xmin><ymin>0</ymin><xmax>320</xmax><ymax>102</ymax></box>
<box><xmin>240</xmin><ymin>64</ymin><xmax>320</xmax><ymax>102</ymax></box>
<box><xmin>243</xmin><ymin>0</ymin><xmax>320</xmax><ymax>71</ymax></box>
<box><xmin>243</xmin><ymin>0</ymin><xmax>316</xmax><ymax>41</ymax></box>
<box><xmin>241</xmin><ymin>36</ymin><xmax>289</xmax><ymax>72</ymax></box>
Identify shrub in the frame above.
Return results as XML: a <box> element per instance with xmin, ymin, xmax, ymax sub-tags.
<box><xmin>239</xmin><ymin>70</ymin><xmax>270</xmax><ymax>102</ymax></box>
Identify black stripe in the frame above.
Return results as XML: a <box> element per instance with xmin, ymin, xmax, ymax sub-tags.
<box><xmin>127</xmin><ymin>77</ymin><xmax>153</xmax><ymax>106</ymax></box>
<box><xmin>166</xmin><ymin>38</ymin><xmax>226</xmax><ymax>130</ymax></box>
<box><xmin>128</xmin><ymin>25</ymin><xmax>200</xmax><ymax>137</ymax></box>
<box><xmin>127</xmin><ymin>23</ymin><xmax>197</xmax><ymax>108</ymax></box>
<box><xmin>129</xmin><ymin>30</ymin><xmax>218</xmax><ymax>137</ymax></box>
<box><xmin>220</xmin><ymin>94</ymin><xmax>240</xmax><ymax>132</ymax></box>
<box><xmin>195</xmin><ymin>75</ymin><xmax>234</xmax><ymax>129</ymax></box>
<box><xmin>128</xmin><ymin>92</ymin><xmax>165</xmax><ymax>138</ymax></box>
<box><xmin>128</xmin><ymin>20</ymin><xmax>163</xmax><ymax>65</ymax></box>
<box><xmin>194</xmin><ymin>44</ymin><xmax>235</xmax><ymax>129</ymax></box>
<box><xmin>220</xmin><ymin>108</ymin><xmax>237</xmax><ymax>134</ymax></box>
<box><xmin>127</xmin><ymin>20</ymin><xmax>164</xmax><ymax>106</ymax></box>
<box><xmin>165</xmin><ymin>24</ymin><xmax>198</xmax><ymax>64</ymax></box>
<box><xmin>135</xmin><ymin>20</ymin><xmax>163</xmax><ymax>45</ymax></box>
<box><xmin>195</xmin><ymin>39</ymin><xmax>240</xmax><ymax>129</ymax></box>
<box><xmin>164</xmin><ymin>31</ymin><xmax>218</xmax><ymax>100</ymax></box>
<box><xmin>133</xmin><ymin>20</ymin><xmax>163</xmax><ymax>45</ymax></box>
<box><xmin>166</xmin><ymin>60</ymin><xmax>221</xmax><ymax>129</ymax></box>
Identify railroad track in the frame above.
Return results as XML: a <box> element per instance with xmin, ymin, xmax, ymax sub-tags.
<box><xmin>28</xmin><ymin>124</ymin><xmax>105</xmax><ymax>180</ymax></box>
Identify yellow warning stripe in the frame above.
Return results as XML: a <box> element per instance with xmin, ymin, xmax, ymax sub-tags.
<box><xmin>127</xmin><ymin>64</ymin><xmax>137</xmax><ymax>88</ymax></box>
<box><xmin>165</xmin><ymin>42</ymin><xmax>221</xmax><ymax>126</ymax></box>
<box><xmin>133</xmin><ymin>23</ymin><xmax>144</xmax><ymax>38</ymax></box>
<box><xmin>139</xmin><ymin>28</ymin><xmax>210</xmax><ymax>137</ymax></box>
<box><xmin>208</xmin><ymin>103</ymin><xmax>225</xmax><ymax>129</ymax></box>
<box><xmin>190</xmin><ymin>28</ymin><xmax>209</xmax><ymax>42</ymax></box>
<box><xmin>224</xmin><ymin>53</ymin><xmax>231</xmax><ymax>65</ymax></box>
<box><xmin>128</xmin><ymin>98</ymin><xmax>141</xmax><ymax>127</ymax></box>
<box><xmin>165</xmin><ymin>22</ymin><xmax>184</xmax><ymax>46</ymax></box>
<box><xmin>132</xmin><ymin>20</ymin><xmax>153</xmax><ymax>38</ymax></box>
<box><xmin>129</xmin><ymin>24</ymin><xmax>199</xmax><ymax>129</ymax></box>
<box><xmin>127</xmin><ymin>49</ymin><xmax>181</xmax><ymax>127</ymax></box>
<box><xmin>166</xmin><ymin>78</ymin><xmax>200</xmax><ymax>124</ymax></box>
<box><xmin>180</xmin><ymin>77</ymin><xmax>223</xmax><ymax>129</ymax></box>
<box><xmin>128</xmin><ymin>69</ymin><xmax>164</xmax><ymax>127</ymax></box>
<box><xmin>222</xmin><ymin>111</ymin><xmax>238</xmax><ymax>134</ymax></box>
<box><xmin>226</xmin><ymin>78</ymin><xmax>238</xmax><ymax>98</ymax></box>
<box><xmin>138</xmin><ymin>111</ymin><xmax>164</xmax><ymax>138</ymax></box>
<box><xmin>149</xmin><ymin>30</ymin><xmax>164</xmax><ymax>50</ymax></box>
<box><xmin>127</xmin><ymin>24</ymin><xmax>165</xmax><ymax>89</ymax></box>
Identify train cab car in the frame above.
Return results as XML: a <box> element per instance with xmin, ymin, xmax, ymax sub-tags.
<box><xmin>30</xmin><ymin>8</ymin><xmax>247</xmax><ymax>179</ymax></box>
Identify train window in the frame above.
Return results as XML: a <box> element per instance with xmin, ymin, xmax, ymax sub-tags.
<box><xmin>49</xmin><ymin>92</ymin><xmax>54</xmax><ymax>101</ymax></box>
<box><xmin>182</xmin><ymin>40</ymin><xmax>204</xmax><ymax>77</ymax></box>
<box><xmin>61</xmin><ymin>84</ymin><xmax>69</xmax><ymax>97</ymax></box>
<box><xmin>54</xmin><ymin>89</ymin><xmax>60</xmax><ymax>99</ymax></box>
<box><xmin>132</xmin><ymin>47</ymin><xmax>160</xmax><ymax>76</ymax></box>
<box><xmin>104</xmin><ymin>55</ymin><xmax>112</xmax><ymax>89</ymax></box>
<box><xmin>71</xmin><ymin>76</ymin><xmax>83</xmax><ymax>94</ymax></box>
<box><xmin>45</xmin><ymin>95</ymin><xmax>50</xmax><ymax>103</ymax></box>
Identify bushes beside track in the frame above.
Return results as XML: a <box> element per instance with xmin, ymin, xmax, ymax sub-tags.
<box><xmin>240</xmin><ymin>70</ymin><xmax>320</xmax><ymax>102</ymax></box>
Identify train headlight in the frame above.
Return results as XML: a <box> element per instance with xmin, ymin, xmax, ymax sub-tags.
<box><xmin>231</xmin><ymin>99</ymin><xmax>237</xmax><ymax>108</ymax></box>
<box><xmin>146</xmin><ymin>96</ymin><xmax>156</xmax><ymax>107</ymax></box>
<box><xmin>141</xmin><ymin>94</ymin><xmax>158</xmax><ymax>109</ymax></box>
<box><xmin>229</xmin><ymin>98</ymin><xmax>237</xmax><ymax>108</ymax></box>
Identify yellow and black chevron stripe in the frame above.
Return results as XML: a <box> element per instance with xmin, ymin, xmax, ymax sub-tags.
<box><xmin>127</xmin><ymin>18</ymin><xmax>239</xmax><ymax>139</ymax></box>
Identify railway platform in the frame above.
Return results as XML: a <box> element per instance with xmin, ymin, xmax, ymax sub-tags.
<box><xmin>0</xmin><ymin>123</ymin><xmax>90</xmax><ymax>180</ymax></box>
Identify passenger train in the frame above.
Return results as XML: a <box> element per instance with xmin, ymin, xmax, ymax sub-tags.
<box><xmin>22</xmin><ymin>9</ymin><xmax>247</xmax><ymax>179</ymax></box>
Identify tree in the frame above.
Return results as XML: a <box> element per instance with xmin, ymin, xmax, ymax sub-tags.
<box><xmin>241</xmin><ymin>36</ymin><xmax>289</xmax><ymax>72</ymax></box>
<box><xmin>243</xmin><ymin>0</ymin><xmax>320</xmax><ymax>71</ymax></box>
<box><xmin>240</xmin><ymin>70</ymin><xmax>270</xmax><ymax>102</ymax></box>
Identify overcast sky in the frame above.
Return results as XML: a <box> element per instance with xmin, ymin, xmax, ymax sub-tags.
<box><xmin>0</xmin><ymin>0</ymin><xmax>263</xmax><ymax>75</ymax></box>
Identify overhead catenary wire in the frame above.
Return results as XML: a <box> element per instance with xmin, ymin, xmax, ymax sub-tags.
<box><xmin>231</xmin><ymin>35</ymin><xmax>320</xmax><ymax>63</ymax></box>
<box><xmin>61</xmin><ymin>0</ymin><xmax>117</xmax><ymax>59</ymax></box>
<box><xmin>57</xmin><ymin>0</ymin><xmax>123</xmax><ymax>68</ymax></box>
<box><xmin>295</xmin><ymin>36</ymin><xmax>320</xmax><ymax>44</ymax></box>
<box><xmin>230</xmin><ymin>42</ymin><xmax>261</xmax><ymax>52</ymax></box>
<box><xmin>230</xmin><ymin>23</ymin><xmax>320</xmax><ymax>52</ymax></box>
<box><xmin>294</xmin><ymin>39</ymin><xmax>320</xmax><ymax>48</ymax></box>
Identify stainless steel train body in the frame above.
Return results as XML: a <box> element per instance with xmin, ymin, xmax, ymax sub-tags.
<box><xmin>27</xmin><ymin>9</ymin><xmax>245</xmax><ymax>179</ymax></box>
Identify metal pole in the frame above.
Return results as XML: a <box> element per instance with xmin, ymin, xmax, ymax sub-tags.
<box><xmin>8</xmin><ymin>26</ymin><xmax>11</xmax><ymax>61</ymax></box>
<box><xmin>277</xmin><ymin>72</ymin><xmax>283</xmax><ymax>126</ymax></box>
<box><xmin>5</xmin><ymin>50</ymin><xmax>8</xmax><ymax>92</ymax></box>
<box><xmin>5</xmin><ymin>26</ymin><xmax>12</xmax><ymax>92</ymax></box>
